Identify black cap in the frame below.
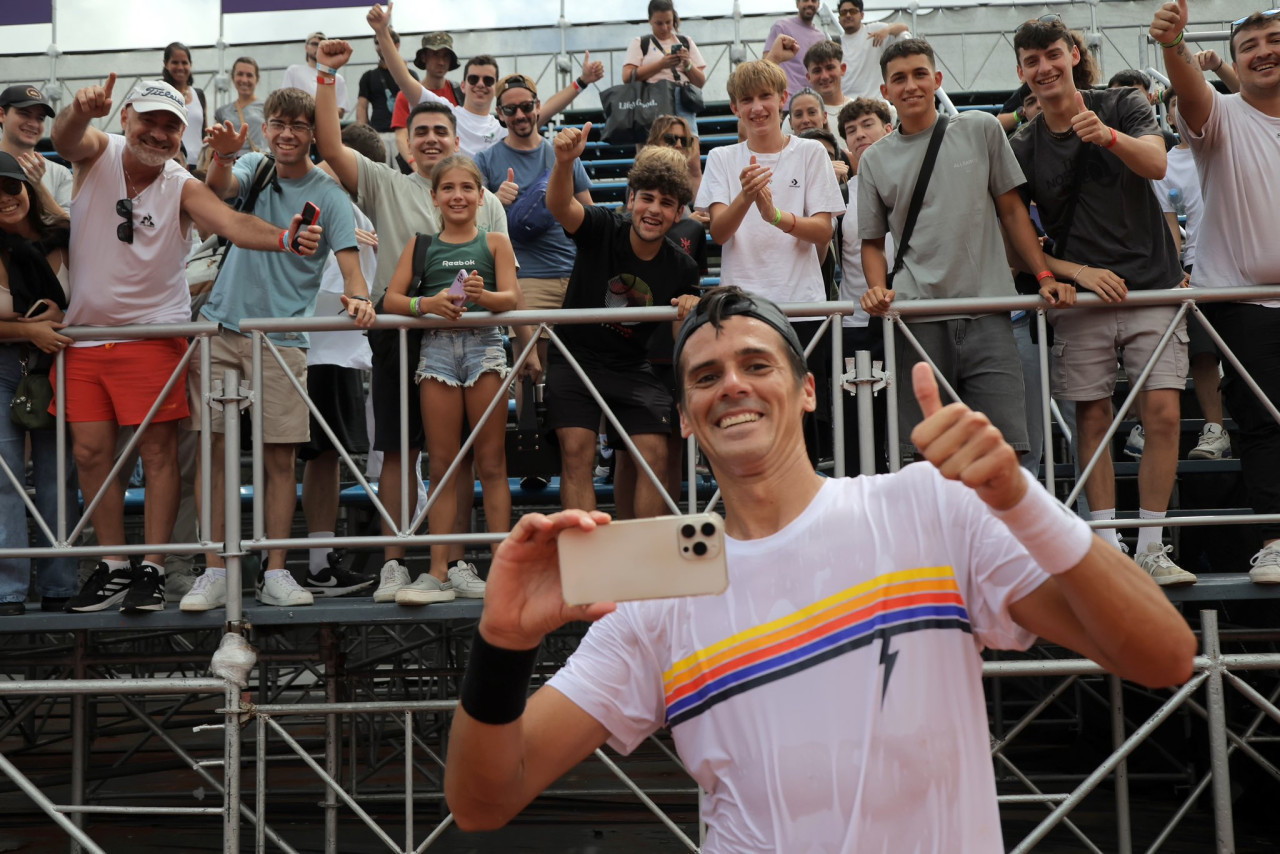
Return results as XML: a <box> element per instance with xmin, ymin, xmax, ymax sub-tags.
<box><xmin>0</xmin><ymin>84</ymin><xmax>54</xmax><ymax>118</ymax></box>
<box><xmin>0</xmin><ymin>151</ymin><xmax>30</xmax><ymax>184</ymax></box>
<box><xmin>674</xmin><ymin>286</ymin><xmax>806</xmax><ymax>368</ymax></box>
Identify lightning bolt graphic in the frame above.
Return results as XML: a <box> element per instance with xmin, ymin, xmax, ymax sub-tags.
<box><xmin>878</xmin><ymin>633</ymin><xmax>899</xmax><ymax>707</ymax></box>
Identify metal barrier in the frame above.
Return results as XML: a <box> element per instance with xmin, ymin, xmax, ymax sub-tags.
<box><xmin>4</xmin><ymin>289</ymin><xmax>1280</xmax><ymax>852</ymax></box>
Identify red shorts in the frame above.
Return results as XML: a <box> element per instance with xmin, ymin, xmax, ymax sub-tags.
<box><xmin>54</xmin><ymin>338</ymin><xmax>191</xmax><ymax>425</ymax></box>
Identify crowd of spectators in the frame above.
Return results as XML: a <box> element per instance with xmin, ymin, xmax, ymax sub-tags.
<box><xmin>0</xmin><ymin>1</ymin><xmax>1277</xmax><ymax>618</ymax></box>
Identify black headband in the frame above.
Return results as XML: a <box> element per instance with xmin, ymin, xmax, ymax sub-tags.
<box><xmin>673</xmin><ymin>288</ymin><xmax>806</xmax><ymax>367</ymax></box>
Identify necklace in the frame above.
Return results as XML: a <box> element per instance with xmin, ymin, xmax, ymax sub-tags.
<box><xmin>1046</xmin><ymin>125</ymin><xmax>1076</xmax><ymax>141</ymax></box>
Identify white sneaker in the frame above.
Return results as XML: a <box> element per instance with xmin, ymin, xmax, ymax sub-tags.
<box><xmin>1248</xmin><ymin>543</ymin><xmax>1280</xmax><ymax>584</ymax></box>
<box><xmin>180</xmin><ymin>572</ymin><xmax>228</xmax><ymax>612</ymax></box>
<box><xmin>1189</xmin><ymin>423</ymin><xmax>1231</xmax><ymax>460</ymax></box>
<box><xmin>1134</xmin><ymin>543</ymin><xmax>1197</xmax><ymax>587</ymax></box>
<box><xmin>447</xmin><ymin>561</ymin><xmax>486</xmax><ymax>599</ymax></box>
<box><xmin>373</xmin><ymin>560</ymin><xmax>412</xmax><ymax>603</ymax></box>
<box><xmin>1123</xmin><ymin>425</ymin><xmax>1145</xmax><ymax>460</ymax></box>
<box><xmin>394</xmin><ymin>573</ymin><xmax>456</xmax><ymax>605</ymax></box>
<box><xmin>256</xmin><ymin>571</ymin><xmax>315</xmax><ymax>606</ymax></box>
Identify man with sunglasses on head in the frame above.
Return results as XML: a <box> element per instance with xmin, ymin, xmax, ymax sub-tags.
<box><xmin>179</xmin><ymin>87</ymin><xmax>373</xmax><ymax>613</ymax></box>
<box><xmin>1150</xmin><ymin>2</ymin><xmax>1280</xmax><ymax>583</ymax></box>
<box><xmin>367</xmin><ymin>2</ymin><xmax>604</xmax><ymax>159</ymax></box>
<box><xmin>51</xmin><ymin>76</ymin><xmax>322</xmax><ymax>614</ymax></box>
<box><xmin>476</xmin><ymin>74</ymin><xmax>595</xmax><ymax>375</ymax></box>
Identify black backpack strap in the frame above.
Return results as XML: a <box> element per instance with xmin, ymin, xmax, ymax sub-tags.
<box><xmin>887</xmin><ymin>115</ymin><xmax>948</xmax><ymax>289</ymax></box>
<box><xmin>678</xmin><ymin>35</ymin><xmax>691</xmax><ymax>52</ymax></box>
<box><xmin>214</xmin><ymin>155</ymin><xmax>277</xmax><ymax>277</ymax></box>
<box><xmin>451</xmin><ymin>83</ymin><xmax>465</xmax><ymax>107</ymax></box>
<box><xmin>411</xmin><ymin>232</ymin><xmax>433</xmax><ymax>294</ymax></box>
<box><xmin>640</xmin><ymin>35</ymin><xmax>653</xmax><ymax>57</ymax></box>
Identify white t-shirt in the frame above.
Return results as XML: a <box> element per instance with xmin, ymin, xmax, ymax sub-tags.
<box><xmin>841</xmin><ymin>24</ymin><xmax>909</xmax><ymax>101</ymax></box>
<box><xmin>415</xmin><ymin>88</ymin><xmax>506</xmax><ymax>159</ymax></box>
<box><xmin>66</xmin><ymin>134</ymin><xmax>195</xmax><ymax>343</ymax></box>
<box><xmin>1151</xmin><ymin>146</ymin><xmax>1203</xmax><ymax>268</ymax></box>
<box><xmin>41</xmin><ymin>158</ymin><xmax>73</xmax><ymax>210</ymax></box>
<box><xmin>308</xmin><ymin>204</ymin><xmax>375</xmax><ymax>370</ymax></box>
<box><xmin>696</xmin><ymin>136</ymin><xmax>846</xmax><ymax>306</ymax></box>
<box><xmin>1177</xmin><ymin>89</ymin><xmax>1280</xmax><ymax>305</ymax></box>
<box><xmin>549</xmin><ymin>465</ymin><xmax>1048</xmax><ymax>854</ymax></box>
<box><xmin>839</xmin><ymin>173</ymin><xmax>894</xmax><ymax>327</ymax></box>
<box><xmin>282</xmin><ymin>63</ymin><xmax>350</xmax><ymax>113</ymax></box>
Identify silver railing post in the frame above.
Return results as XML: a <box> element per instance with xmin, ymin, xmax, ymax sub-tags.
<box><xmin>855</xmin><ymin>350</ymin><xmax>876</xmax><ymax>476</ymax></box>
<box><xmin>220</xmin><ymin>369</ymin><xmax>246</xmax><ymax>627</ymax></box>
<box><xmin>1202</xmin><ymin>609</ymin><xmax>1236</xmax><ymax>853</ymax></box>
<box><xmin>1038</xmin><ymin>309</ymin><xmax>1054</xmax><ymax>493</ymax></box>
<box><xmin>831</xmin><ymin>315</ymin><xmax>845</xmax><ymax>477</ymax></box>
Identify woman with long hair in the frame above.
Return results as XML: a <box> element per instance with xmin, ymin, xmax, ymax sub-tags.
<box><xmin>0</xmin><ymin>152</ymin><xmax>79</xmax><ymax>614</ymax></box>
<box><xmin>623</xmin><ymin>0</ymin><xmax>708</xmax><ymax>130</ymax></box>
<box><xmin>162</xmin><ymin>41</ymin><xmax>209</xmax><ymax>167</ymax></box>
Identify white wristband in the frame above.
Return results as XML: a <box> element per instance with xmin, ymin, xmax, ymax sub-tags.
<box><xmin>989</xmin><ymin>469</ymin><xmax>1093</xmax><ymax>575</ymax></box>
<box><xmin>317</xmin><ymin>63</ymin><xmax>338</xmax><ymax>76</ymax></box>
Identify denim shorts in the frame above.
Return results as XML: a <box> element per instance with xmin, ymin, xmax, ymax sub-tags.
<box><xmin>414</xmin><ymin>327</ymin><xmax>509</xmax><ymax>387</ymax></box>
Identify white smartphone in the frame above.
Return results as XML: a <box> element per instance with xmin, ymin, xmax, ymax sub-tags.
<box><xmin>558</xmin><ymin>513</ymin><xmax>729</xmax><ymax>605</ymax></box>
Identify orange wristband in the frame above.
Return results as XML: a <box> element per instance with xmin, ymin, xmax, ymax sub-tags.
<box><xmin>1035</xmin><ymin>270</ymin><xmax>1054</xmax><ymax>282</ymax></box>
<box><xmin>1103</xmin><ymin>127</ymin><xmax>1118</xmax><ymax>149</ymax></box>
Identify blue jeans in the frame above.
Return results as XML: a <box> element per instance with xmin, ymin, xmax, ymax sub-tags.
<box><xmin>0</xmin><ymin>345</ymin><xmax>80</xmax><ymax>603</ymax></box>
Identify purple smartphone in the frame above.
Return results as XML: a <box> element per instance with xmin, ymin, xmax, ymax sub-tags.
<box><xmin>447</xmin><ymin>269</ymin><xmax>469</xmax><ymax>304</ymax></box>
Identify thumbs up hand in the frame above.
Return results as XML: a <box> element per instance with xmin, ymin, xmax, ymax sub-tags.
<box><xmin>497</xmin><ymin>167</ymin><xmax>520</xmax><ymax>207</ymax></box>
<box><xmin>909</xmin><ymin>362</ymin><xmax>1025</xmax><ymax>510</ymax></box>
<box><xmin>1149</xmin><ymin>0</ymin><xmax>1188</xmax><ymax>47</ymax></box>
<box><xmin>1070</xmin><ymin>91</ymin><xmax>1113</xmax><ymax>148</ymax></box>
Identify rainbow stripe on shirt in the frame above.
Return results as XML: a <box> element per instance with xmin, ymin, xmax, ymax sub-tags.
<box><xmin>663</xmin><ymin>567</ymin><xmax>971</xmax><ymax>727</ymax></box>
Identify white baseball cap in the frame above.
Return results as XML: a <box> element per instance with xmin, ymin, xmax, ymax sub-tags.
<box><xmin>123</xmin><ymin>80</ymin><xmax>188</xmax><ymax>125</ymax></box>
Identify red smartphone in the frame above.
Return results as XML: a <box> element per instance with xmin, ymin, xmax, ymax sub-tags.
<box><xmin>291</xmin><ymin>202</ymin><xmax>320</xmax><ymax>253</ymax></box>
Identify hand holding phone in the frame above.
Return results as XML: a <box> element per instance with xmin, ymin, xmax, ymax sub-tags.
<box><xmin>23</xmin><ymin>299</ymin><xmax>52</xmax><ymax>319</ymax></box>
<box><xmin>559</xmin><ymin>513</ymin><xmax>728</xmax><ymax>605</ymax></box>
<box><xmin>446</xmin><ymin>268</ymin><xmax>468</xmax><ymax>305</ymax></box>
<box><xmin>291</xmin><ymin>202</ymin><xmax>320</xmax><ymax>253</ymax></box>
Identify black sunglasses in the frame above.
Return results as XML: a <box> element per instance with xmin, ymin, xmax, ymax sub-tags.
<box><xmin>498</xmin><ymin>100</ymin><xmax>536</xmax><ymax>117</ymax></box>
<box><xmin>115</xmin><ymin>198</ymin><xmax>133</xmax><ymax>245</ymax></box>
<box><xmin>466</xmin><ymin>74</ymin><xmax>496</xmax><ymax>87</ymax></box>
<box><xmin>661</xmin><ymin>133</ymin><xmax>690</xmax><ymax>147</ymax></box>
<box><xmin>1015</xmin><ymin>13</ymin><xmax>1064</xmax><ymax>36</ymax></box>
<box><xmin>0</xmin><ymin>177</ymin><xmax>24</xmax><ymax>197</ymax></box>
<box><xmin>1233</xmin><ymin>8</ymin><xmax>1280</xmax><ymax>35</ymax></box>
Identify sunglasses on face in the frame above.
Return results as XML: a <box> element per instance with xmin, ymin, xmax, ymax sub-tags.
<box><xmin>1233</xmin><ymin>9</ymin><xmax>1280</xmax><ymax>35</ymax></box>
<box><xmin>498</xmin><ymin>100</ymin><xmax>537</xmax><ymax>117</ymax></box>
<box><xmin>0</xmin><ymin>177</ymin><xmax>24</xmax><ymax>197</ymax></box>
<box><xmin>116</xmin><ymin>198</ymin><xmax>133</xmax><ymax>244</ymax></box>
<box><xmin>266</xmin><ymin>119</ymin><xmax>312</xmax><ymax>134</ymax></box>
<box><xmin>466</xmin><ymin>74</ymin><xmax>496</xmax><ymax>87</ymax></box>
<box><xmin>661</xmin><ymin>133</ymin><xmax>690</xmax><ymax>147</ymax></box>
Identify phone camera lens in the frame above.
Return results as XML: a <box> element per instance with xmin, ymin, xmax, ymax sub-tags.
<box><xmin>681</xmin><ymin>524</ymin><xmax>696</xmax><ymax>539</ymax></box>
<box><xmin>701</xmin><ymin>522</ymin><xmax>716</xmax><ymax>537</ymax></box>
<box><xmin>693</xmin><ymin>541</ymin><xmax>708</xmax><ymax>556</ymax></box>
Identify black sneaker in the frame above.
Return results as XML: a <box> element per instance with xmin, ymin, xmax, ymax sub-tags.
<box><xmin>120</xmin><ymin>563</ymin><xmax>166</xmax><ymax>612</ymax></box>
<box><xmin>304</xmin><ymin>554</ymin><xmax>375</xmax><ymax>598</ymax></box>
<box><xmin>68</xmin><ymin>562</ymin><xmax>135</xmax><ymax>612</ymax></box>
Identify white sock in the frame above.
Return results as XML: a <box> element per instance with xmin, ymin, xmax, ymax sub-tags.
<box><xmin>309</xmin><ymin>531</ymin><xmax>334</xmax><ymax>574</ymax></box>
<box><xmin>1137</xmin><ymin>509</ymin><xmax>1166</xmax><ymax>554</ymax></box>
<box><xmin>203</xmin><ymin>567</ymin><xmax>227</xmax><ymax>580</ymax></box>
<box><xmin>141</xmin><ymin>560</ymin><xmax>165</xmax><ymax>577</ymax></box>
<box><xmin>1089</xmin><ymin>509</ymin><xmax>1122</xmax><ymax>550</ymax></box>
<box><xmin>105</xmin><ymin>558</ymin><xmax>131</xmax><ymax>571</ymax></box>
<box><xmin>264</xmin><ymin>568</ymin><xmax>291</xmax><ymax>579</ymax></box>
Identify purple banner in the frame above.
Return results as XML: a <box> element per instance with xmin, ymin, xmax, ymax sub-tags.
<box><xmin>221</xmin><ymin>0</ymin><xmax>363</xmax><ymax>11</ymax></box>
<box><xmin>0</xmin><ymin>2</ymin><xmax>53</xmax><ymax>26</ymax></box>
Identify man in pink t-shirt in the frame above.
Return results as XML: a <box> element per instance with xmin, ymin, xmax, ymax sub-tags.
<box><xmin>765</xmin><ymin>0</ymin><xmax>832</xmax><ymax>97</ymax></box>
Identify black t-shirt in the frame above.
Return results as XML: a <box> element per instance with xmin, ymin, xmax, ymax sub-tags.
<box><xmin>649</xmin><ymin>214</ymin><xmax>708</xmax><ymax>365</ymax></box>
<box><xmin>1009</xmin><ymin>87</ymin><xmax>1183</xmax><ymax>291</ymax></box>
<box><xmin>560</xmin><ymin>205</ymin><xmax>700</xmax><ymax>369</ymax></box>
<box><xmin>358</xmin><ymin>67</ymin><xmax>400</xmax><ymax>132</ymax></box>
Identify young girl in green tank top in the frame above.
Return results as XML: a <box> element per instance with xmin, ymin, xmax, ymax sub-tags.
<box><xmin>382</xmin><ymin>155</ymin><xmax>519</xmax><ymax>601</ymax></box>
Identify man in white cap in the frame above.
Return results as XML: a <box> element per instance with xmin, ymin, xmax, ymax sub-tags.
<box><xmin>0</xmin><ymin>83</ymin><xmax>72</xmax><ymax>208</ymax></box>
<box><xmin>51</xmin><ymin>75</ymin><xmax>322</xmax><ymax>615</ymax></box>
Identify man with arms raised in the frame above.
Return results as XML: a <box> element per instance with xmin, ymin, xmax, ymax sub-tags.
<box><xmin>443</xmin><ymin>285</ymin><xmax>1194</xmax><ymax>851</ymax></box>
<box><xmin>53</xmin><ymin>76</ymin><xmax>320</xmax><ymax>613</ymax></box>
<box><xmin>312</xmin><ymin>38</ymin><xmax>511</xmax><ymax>603</ymax></box>
<box><xmin>541</xmin><ymin>123</ymin><xmax>700</xmax><ymax>518</ymax></box>
<box><xmin>1150</xmin><ymin>2</ymin><xmax>1280</xmax><ymax>582</ymax></box>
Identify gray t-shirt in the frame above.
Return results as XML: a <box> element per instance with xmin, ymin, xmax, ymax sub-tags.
<box><xmin>354</xmin><ymin>151</ymin><xmax>509</xmax><ymax>299</ymax></box>
<box><xmin>1009</xmin><ymin>87</ymin><xmax>1182</xmax><ymax>291</ymax></box>
<box><xmin>213</xmin><ymin>100</ymin><xmax>267</xmax><ymax>155</ymax></box>
<box><xmin>858</xmin><ymin>111</ymin><xmax>1024</xmax><ymax>310</ymax></box>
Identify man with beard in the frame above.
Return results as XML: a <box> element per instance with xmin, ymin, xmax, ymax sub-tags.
<box><xmin>282</xmin><ymin>31</ymin><xmax>349</xmax><ymax>118</ymax></box>
<box><xmin>541</xmin><ymin>124</ymin><xmax>700</xmax><ymax>517</ymax></box>
<box><xmin>765</xmin><ymin>0</ymin><xmax>832</xmax><ymax>99</ymax></box>
<box><xmin>0</xmin><ymin>84</ymin><xmax>71</xmax><ymax>208</ymax></box>
<box><xmin>53</xmin><ymin>76</ymin><xmax>321</xmax><ymax>613</ymax></box>
<box><xmin>180</xmin><ymin>87</ymin><xmax>374</xmax><ymax>612</ymax></box>
<box><xmin>312</xmin><ymin>38</ymin><xmax>512</xmax><ymax>603</ymax></box>
<box><xmin>476</xmin><ymin>74</ymin><xmax>594</xmax><ymax>374</ymax></box>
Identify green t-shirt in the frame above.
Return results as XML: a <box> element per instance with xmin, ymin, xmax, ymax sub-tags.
<box><xmin>418</xmin><ymin>231</ymin><xmax>496</xmax><ymax>312</ymax></box>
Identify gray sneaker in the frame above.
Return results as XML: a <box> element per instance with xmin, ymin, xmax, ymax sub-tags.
<box><xmin>394</xmin><ymin>572</ymin><xmax>456</xmax><ymax>605</ymax></box>
<box><xmin>1134</xmin><ymin>543</ymin><xmax>1197</xmax><ymax>587</ymax></box>
<box><xmin>373</xmin><ymin>560</ymin><xmax>412</xmax><ymax>603</ymax></box>
<box><xmin>447</xmin><ymin>561</ymin><xmax>487</xmax><ymax>599</ymax></box>
<box><xmin>1248</xmin><ymin>543</ymin><xmax>1280</xmax><ymax>584</ymax></box>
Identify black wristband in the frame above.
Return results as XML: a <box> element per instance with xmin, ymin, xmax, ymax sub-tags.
<box><xmin>576</xmin><ymin>77</ymin><xmax>588</xmax><ymax>91</ymax></box>
<box><xmin>459</xmin><ymin>630</ymin><xmax>540</xmax><ymax>725</ymax></box>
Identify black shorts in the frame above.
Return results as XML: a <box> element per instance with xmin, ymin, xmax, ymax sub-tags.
<box><xmin>544</xmin><ymin>354</ymin><xmax>674</xmax><ymax>437</ymax></box>
<box><xmin>1183</xmin><ymin>265</ymin><xmax>1219</xmax><ymax>360</ymax></box>
<box><xmin>370</xmin><ymin>347</ymin><xmax>424</xmax><ymax>452</ymax></box>
<box><xmin>297</xmin><ymin>365</ymin><xmax>370</xmax><ymax>461</ymax></box>
<box><xmin>605</xmin><ymin>362</ymin><xmax>680</xmax><ymax>447</ymax></box>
